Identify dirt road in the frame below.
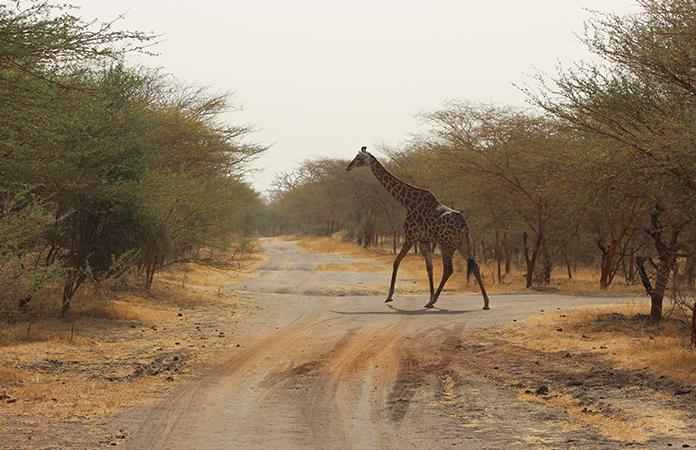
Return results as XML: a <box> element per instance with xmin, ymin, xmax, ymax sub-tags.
<box><xmin>119</xmin><ymin>238</ymin><xmax>695</xmax><ymax>449</ymax></box>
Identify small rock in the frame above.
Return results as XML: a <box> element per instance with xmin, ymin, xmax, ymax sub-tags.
<box><xmin>165</xmin><ymin>376</ymin><xmax>174</xmax><ymax>382</ymax></box>
<box><xmin>535</xmin><ymin>385</ymin><xmax>549</xmax><ymax>396</ymax></box>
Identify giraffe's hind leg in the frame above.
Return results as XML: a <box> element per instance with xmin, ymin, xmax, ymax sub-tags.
<box><xmin>458</xmin><ymin>240</ymin><xmax>490</xmax><ymax>310</ymax></box>
<box><xmin>421</xmin><ymin>241</ymin><xmax>435</xmax><ymax>302</ymax></box>
<box><xmin>424</xmin><ymin>247</ymin><xmax>454</xmax><ymax>308</ymax></box>
<box><xmin>469</xmin><ymin>258</ymin><xmax>490</xmax><ymax>310</ymax></box>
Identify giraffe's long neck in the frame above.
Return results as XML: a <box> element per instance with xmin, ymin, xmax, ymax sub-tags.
<box><xmin>367</xmin><ymin>155</ymin><xmax>428</xmax><ymax>210</ymax></box>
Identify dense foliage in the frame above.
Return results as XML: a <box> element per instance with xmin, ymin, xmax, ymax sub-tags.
<box><xmin>0</xmin><ymin>2</ymin><xmax>265</xmax><ymax>314</ymax></box>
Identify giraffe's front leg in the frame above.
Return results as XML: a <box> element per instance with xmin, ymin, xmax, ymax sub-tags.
<box><xmin>386</xmin><ymin>239</ymin><xmax>414</xmax><ymax>302</ymax></box>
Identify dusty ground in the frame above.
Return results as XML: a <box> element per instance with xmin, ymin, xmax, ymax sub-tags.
<box><xmin>2</xmin><ymin>238</ymin><xmax>695</xmax><ymax>449</ymax></box>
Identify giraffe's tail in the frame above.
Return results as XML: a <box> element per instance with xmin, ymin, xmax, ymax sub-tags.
<box><xmin>458</xmin><ymin>236</ymin><xmax>476</xmax><ymax>284</ymax></box>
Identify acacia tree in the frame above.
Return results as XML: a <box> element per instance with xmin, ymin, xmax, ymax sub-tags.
<box><xmin>530</xmin><ymin>0</ymin><xmax>696</xmax><ymax>322</ymax></box>
<box><xmin>554</xmin><ymin>136</ymin><xmax>649</xmax><ymax>289</ymax></box>
<box><xmin>268</xmin><ymin>159</ymin><xmax>348</xmax><ymax>235</ymax></box>
<box><xmin>0</xmin><ymin>3</ymin><xmax>265</xmax><ymax>312</ymax></box>
<box><xmin>0</xmin><ymin>2</ymin><xmax>154</xmax><ymax>312</ymax></box>
<box><xmin>140</xmin><ymin>81</ymin><xmax>266</xmax><ymax>288</ymax></box>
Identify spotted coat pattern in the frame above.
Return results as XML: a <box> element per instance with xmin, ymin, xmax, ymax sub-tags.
<box><xmin>346</xmin><ymin>147</ymin><xmax>490</xmax><ymax>309</ymax></box>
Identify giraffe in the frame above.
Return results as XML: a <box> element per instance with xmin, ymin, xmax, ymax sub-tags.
<box><xmin>346</xmin><ymin>146</ymin><xmax>490</xmax><ymax>310</ymax></box>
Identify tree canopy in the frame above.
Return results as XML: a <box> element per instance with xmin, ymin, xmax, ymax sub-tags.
<box><xmin>0</xmin><ymin>2</ymin><xmax>266</xmax><ymax>314</ymax></box>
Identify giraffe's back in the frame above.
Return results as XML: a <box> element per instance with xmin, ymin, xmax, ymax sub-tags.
<box><xmin>406</xmin><ymin>203</ymin><xmax>468</xmax><ymax>249</ymax></box>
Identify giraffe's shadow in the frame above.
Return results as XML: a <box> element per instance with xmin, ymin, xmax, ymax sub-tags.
<box><xmin>330</xmin><ymin>303</ymin><xmax>476</xmax><ymax>316</ymax></box>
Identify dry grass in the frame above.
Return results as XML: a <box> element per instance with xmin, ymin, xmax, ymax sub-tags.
<box><xmin>500</xmin><ymin>300</ymin><xmax>696</xmax><ymax>385</ymax></box>
<box><xmin>291</xmin><ymin>236</ymin><xmax>646</xmax><ymax>297</ymax></box>
<box><xmin>500</xmin><ymin>299</ymin><xmax>696</xmax><ymax>444</ymax></box>
<box><xmin>0</xmin><ymin>249</ymin><xmax>264</xmax><ymax>432</ymax></box>
<box><xmin>517</xmin><ymin>390</ymin><xmax>688</xmax><ymax>443</ymax></box>
<box><xmin>289</xmin><ymin>235</ymin><xmax>394</xmax><ymax>262</ymax></box>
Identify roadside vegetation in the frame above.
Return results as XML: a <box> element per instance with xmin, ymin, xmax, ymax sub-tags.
<box><xmin>0</xmin><ymin>1</ymin><xmax>266</xmax><ymax>324</ymax></box>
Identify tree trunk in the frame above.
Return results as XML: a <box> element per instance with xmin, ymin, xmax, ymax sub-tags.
<box><xmin>685</xmin><ymin>256</ymin><xmax>696</xmax><ymax>288</ymax></box>
<box><xmin>691</xmin><ymin>305</ymin><xmax>696</xmax><ymax>347</ymax></box>
<box><xmin>627</xmin><ymin>253</ymin><xmax>635</xmax><ymax>284</ymax></box>
<box><xmin>495</xmin><ymin>231</ymin><xmax>502</xmax><ymax>283</ymax></box>
<box><xmin>636</xmin><ymin>254</ymin><xmax>679</xmax><ymax>325</ymax></box>
<box><xmin>504</xmin><ymin>239</ymin><xmax>513</xmax><ymax>275</ymax></box>
<box><xmin>564</xmin><ymin>252</ymin><xmax>573</xmax><ymax>280</ymax></box>
<box><xmin>523</xmin><ymin>231</ymin><xmax>543</xmax><ymax>288</ymax></box>
<box><xmin>596</xmin><ymin>226</ymin><xmax>631</xmax><ymax>290</ymax></box>
<box><xmin>540</xmin><ymin>237</ymin><xmax>552</xmax><ymax>285</ymax></box>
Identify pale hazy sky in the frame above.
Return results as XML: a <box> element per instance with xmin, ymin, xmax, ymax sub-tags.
<box><xmin>71</xmin><ymin>0</ymin><xmax>637</xmax><ymax>194</ymax></box>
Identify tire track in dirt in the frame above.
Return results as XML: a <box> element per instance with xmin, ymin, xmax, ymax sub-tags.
<box><xmin>117</xmin><ymin>238</ymin><xmax>695</xmax><ymax>449</ymax></box>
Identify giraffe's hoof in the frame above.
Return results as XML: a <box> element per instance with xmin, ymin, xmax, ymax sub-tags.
<box><xmin>385</xmin><ymin>298</ymin><xmax>393</xmax><ymax>303</ymax></box>
<box><xmin>483</xmin><ymin>306</ymin><xmax>490</xmax><ymax>310</ymax></box>
<box><xmin>424</xmin><ymin>303</ymin><xmax>434</xmax><ymax>309</ymax></box>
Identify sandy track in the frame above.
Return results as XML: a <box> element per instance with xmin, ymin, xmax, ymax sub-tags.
<box><xmin>120</xmin><ymin>238</ymin><xmax>695</xmax><ymax>449</ymax></box>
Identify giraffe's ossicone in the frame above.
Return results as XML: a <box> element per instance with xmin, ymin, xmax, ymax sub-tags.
<box><xmin>347</xmin><ymin>146</ymin><xmax>490</xmax><ymax>310</ymax></box>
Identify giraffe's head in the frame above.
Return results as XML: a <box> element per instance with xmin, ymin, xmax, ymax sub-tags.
<box><xmin>346</xmin><ymin>146</ymin><xmax>371</xmax><ymax>171</ymax></box>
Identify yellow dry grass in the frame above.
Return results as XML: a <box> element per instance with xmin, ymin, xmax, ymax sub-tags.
<box><xmin>291</xmin><ymin>236</ymin><xmax>646</xmax><ymax>296</ymax></box>
<box><xmin>500</xmin><ymin>300</ymin><xmax>696</xmax><ymax>385</ymax></box>
<box><xmin>516</xmin><ymin>390</ymin><xmax>688</xmax><ymax>443</ymax></box>
<box><xmin>0</xmin><ymin>249</ymin><xmax>265</xmax><ymax>426</ymax></box>
<box><xmin>0</xmin><ymin>343</ymin><xmax>156</xmax><ymax>418</ymax></box>
<box><xmin>289</xmin><ymin>235</ymin><xmax>393</xmax><ymax>262</ymax></box>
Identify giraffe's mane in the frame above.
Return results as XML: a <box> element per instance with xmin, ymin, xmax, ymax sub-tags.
<box><xmin>366</xmin><ymin>151</ymin><xmax>440</xmax><ymax>204</ymax></box>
